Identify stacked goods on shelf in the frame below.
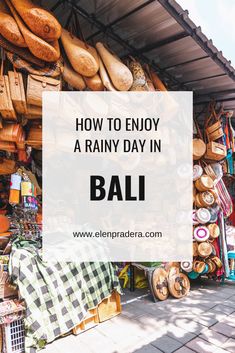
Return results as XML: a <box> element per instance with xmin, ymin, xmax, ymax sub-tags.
<box><xmin>0</xmin><ymin>0</ymin><xmax>169</xmax><ymax>171</ymax></box>
<box><xmin>0</xmin><ymin>170</ymin><xmax>41</xmax><ymax>351</ymax></box>
<box><xmin>185</xmin><ymin>104</ymin><xmax>232</xmax><ymax>280</ymax></box>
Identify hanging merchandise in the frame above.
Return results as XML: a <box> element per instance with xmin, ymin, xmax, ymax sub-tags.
<box><xmin>0</xmin><ymin>159</ymin><xmax>16</xmax><ymax>175</ymax></box>
<box><xmin>193</xmin><ymin>164</ymin><xmax>203</xmax><ymax>181</ymax></box>
<box><xmin>10</xmin><ymin>0</ymin><xmax>61</xmax><ymax>41</ymax></box>
<box><xmin>26</xmin><ymin>124</ymin><xmax>42</xmax><ymax>149</ymax></box>
<box><xmin>96</xmin><ymin>42</ymin><xmax>133</xmax><ymax>91</ymax></box>
<box><xmin>205</xmin><ymin>103</ymin><xmax>224</xmax><ymax>142</ymax></box>
<box><xmin>26</xmin><ymin>74</ymin><xmax>61</xmax><ymax>107</ymax></box>
<box><xmin>0</xmin><ymin>141</ymin><xmax>16</xmax><ymax>152</ymax></box>
<box><xmin>193</xmin><ymin>226</ymin><xmax>210</xmax><ymax>241</ymax></box>
<box><xmin>8</xmin><ymin>68</ymin><xmax>27</xmax><ymax>114</ymax></box>
<box><xmin>62</xmin><ymin>59</ymin><xmax>86</xmax><ymax>91</ymax></box>
<box><xmin>180</xmin><ymin>262</ymin><xmax>193</xmax><ymax>273</ymax></box>
<box><xmin>195</xmin><ymin>174</ymin><xmax>214</xmax><ymax>191</ymax></box>
<box><xmin>0</xmin><ymin>51</ymin><xmax>17</xmax><ymax>120</ymax></box>
<box><xmin>25</xmin><ymin>104</ymin><xmax>42</xmax><ymax>120</ymax></box>
<box><xmin>128</xmin><ymin>58</ymin><xmax>148</xmax><ymax>91</ymax></box>
<box><xmin>197</xmin><ymin>242</ymin><xmax>213</xmax><ymax>257</ymax></box>
<box><xmin>5</xmin><ymin>0</ymin><xmax>61</xmax><ymax>62</ymax></box>
<box><xmin>195</xmin><ymin>208</ymin><xmax>211</xmax><ymax>224</ymax></box>
<box><xmin>21</xmin><ymin>181</ymin><xmax>34</xmax><ymax>197</ymax></box>
<box><xmin>143</xmin><ymin>65</ymin><xmax>155</xmax><ymax>91</ymax></box>
<box><xmin>193</xmin><ymin>119</ymin><xmax>206</xmax><ymax>160</ymax></box>
<box><xmin>61</xmin><ymin>29</ymin><xmax>99</xmax><ymax>77</ymax></box>
<box><xmin>9</xmin><ymin>173</ymin><xmax>21</xmax><ymax>205</ymax></box>
<box><xmin>0</xmin><ymin>0</ymin><xmax>26</xmax><ymax>47</ymax></box>
<box><xmin>0</xmin><ymin>214</ymin><xmax>9</xmax><ymax>233</ymax></box>
<box><xmin>205</xmin><ymin>141</ymin><xmax>227</xmax><ymax>161</ymax></box>
<box><xmin>6</xmin><ymin>52</ymin><xmax>63</xmax><ymax>77</ymax></box>
<box><xmin>193</xmin><ymin>260</ymin><xmax>206</xmax><ymax>273</ymax></box>
<box><xmin>149</xmin><ymin>69</ymin><xmax>167</xmax><ymax>91</ymax></box>
<box><xmin>207</xmin><ymin>223</ymin><xmax>220</xmax><ymax>239</ymax></box>
<box><xmin>0</xmin><ymin>35</ymin><xmax>44</xmax><ymax>67</ymax></box>
<box><xmin>215</xmin><ymin>178</ymin><xmax>233</xmax><ymax>217</ymax></box>
<box><xmin>0</xmin><ymin>123</ymin><xmax>24</xmax><ymax>143</ymax></box>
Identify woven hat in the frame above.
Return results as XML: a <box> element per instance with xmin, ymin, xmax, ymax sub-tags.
<box><xmin>152</xmin><ymin>268</ymin><xmax>169</xmax><ymax>301</ymax></box>
<box><xmin>201</xmin><ymin>263</ymin><xmax>209</xmax><ymax>274</ymax></box>
<box><xmin>193</xmin><ymin>260</ymin><xmax>206</xmax><ymax>273</ymax></box>
<box><xmin>193</xmin><ymin>242</ymin><xmax>199</xmax><ymax>257</ymax></box>
<box><xmin>195</xmin><ymin>174</ymin><xmax>214</xmax><ymax>191</ymax></box>
<box><xmin>200</xmin><ymin>191</ymin><xmax>215</xmax><ymax>207</ymax></box>
<box><xmin>181</xmin><ymin>261</ymin><xmax>193</xmax><ymax>273</ymax></box>
<box><xmin>207</xmin><ymin>204</ymin><xmax>220</xmax><ymax>223</ymax></box>
<box><xmin>211</xmin><ymin>256</ymin><xmax>223</xmax><ymax>269</ymax></box>
<box><xmin>206</xmin><ymin>259</ymin><xmax>217</xmax><ymax>273</ymax></box>
<box><xmin>7</xmin><ymin>52</ymin><xmax>63</xmax><ymax>77</ymax></box>
<box><xmin>195</xmin><ymin>208</ymin><xmax>211</xmax><ymax>224</ymax></box>
<box><xmin>207</xmin><ymin>223</ymin><xmax>220</xmax><ymax>239</ymax></box>
<box><xmin>198</xmin><ymin>242</ymin><xmax>213</xmax><ymax>257</ymax></box>
<box><xmin>192</xmin><ymin>210</ymin><xmax>199</xmax><ymax>225</ymax></box>
<box><xmin>168</xmin><ymin>273</ymin><xmax>190</xmax><ymax>298</ymax></box>
<box><xmin>194</xmin><ymin>226</ymin><xmax>210</xmax><ymax>242</ymax></box>
<box><xmin>193</xmin><ymin>165</ymin><xmax>203</xmax><ymax>181</ymax></box>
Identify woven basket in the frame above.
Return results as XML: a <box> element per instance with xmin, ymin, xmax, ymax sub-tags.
<box><xmin>198</xmin><ymin>242</ymin><xmax>212</xmax><ymax>257</ymax></box>
<box><xmin>193</xmin><ymin>139</ymin><xmax>206</xmax><ymax>160</ymax></box>
<box><xmin>195</xmin><ymin>174</ymin><xmax>214</xmax><ymax>191</ymax></box>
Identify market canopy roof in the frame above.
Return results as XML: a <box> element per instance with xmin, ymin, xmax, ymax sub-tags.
<box><xmin>46</xmin><ymin>0</ymin><xmax>235</xmax><ymax>113</ymax></box>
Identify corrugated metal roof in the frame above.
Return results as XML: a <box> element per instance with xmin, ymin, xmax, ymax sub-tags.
<box><xmin>44</xmin><ymin>0</ymin><xmax>235</xmax><ymax>113</ymax></box>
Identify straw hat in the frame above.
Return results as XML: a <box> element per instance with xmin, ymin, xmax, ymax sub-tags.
<box><xmin>195</xmin><ymin>208</ymin><xmax>211</xmax><ymax>224</ymax></box>
<box><xmin>194</xmin><ymin>226</ymin><xmax>210</xmax><ymax>242</ymax></box>
<box><xmin>201</xmin><ymin>263</ymin><xmax>209</xmax><ymax>275</ymax></box>
<box><xmin>181</xmin><ymin>261</ymin><xmax>193</xmax><ymax>272</ymax></box>
<box><xmin>152</xmin><ymin>268</ymin><xmax>169</xmax><ymax>301</ymax></box>
<box><xmin>207</xmin><ymin>204</ymin><xmax>220</xmax><ymax>223</ymax></box>
<box><xmin>211</xmin><ymin>256</ymin><xmax>223</xmax><ymax>269</ymax></box>
<box><xmin>195</xmin><ymin>174</ymin><xmax>214</xmax><ymax>191</ymax></box>
<box><xmin>200</xmin><ymin>191</ymin><xmax>215</xmax><ymax>207</ymax></box>
<box><xmin>193</xmin><ymin>165</ymin><xmax>203</xmax><ymax>181</ymax></box>
<box><xmin>168</xmin><ymin>273</ymin><xmax>190</xmax><ymax>298</ymax></box>
<box><xmin>193</xmin><ymin>242</ymin><xmax>199</xmax><ymax>257</ymax></box>
<box><xmin>198</xmin><ymin>242</ymin><xmax>213</xmax><ymax>257</ymax></box>
<box><xmin>193</xmin><ymin>260</ymin><xmax>206</xmax><ymax>273</ymax></box>
<box><xmin>207</xmin><ymin>223</ymin><xmax>220</xmax><ymax>239</ymax></box>
<box><xmin>206</xmin><ymin>259</ymin><xmax>217</xmax><ymax>273</ymax></box>
<box><xmin>192</xmin><ymin>210</ymin><xmax>199</xmax><ymax>225</ymax></box>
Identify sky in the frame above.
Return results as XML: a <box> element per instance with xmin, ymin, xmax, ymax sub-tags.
<box><xmin>177</xmin><ymin>0</ymin><xmax>235</xmax><ymax>67</ymax></box>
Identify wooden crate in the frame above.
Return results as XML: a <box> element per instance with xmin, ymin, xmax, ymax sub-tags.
<box><xmin>72</xmin><ymin>308</ymin><xmax>98</xmax><ymax>335</ymax></box>
<box><xmin>72</xmin><ymin>291</ymin><xmax>121</xmax><ymax>335</ymax></box>
<box><xmin>98</xmin><ymin>291</ymin><xmax>121</xmax><ymax>322</ymax></box>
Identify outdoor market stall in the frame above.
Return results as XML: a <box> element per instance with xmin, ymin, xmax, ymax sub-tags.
<box><xmin>0</xmin><ymin>0</ymin><xmax>235</xmax><ymax>352</ymax></box>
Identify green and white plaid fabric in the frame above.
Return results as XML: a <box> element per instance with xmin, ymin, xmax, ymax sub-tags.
<box><xmin>9</xmin><ymin>243</ymin><xmax>121</xmax><ymax>353</ymax></box>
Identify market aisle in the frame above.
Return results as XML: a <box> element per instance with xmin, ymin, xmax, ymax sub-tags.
<box><xmin>44</xmin><ymin>279</ymin><xmax>235</xmax><ymax>353</ymax></box>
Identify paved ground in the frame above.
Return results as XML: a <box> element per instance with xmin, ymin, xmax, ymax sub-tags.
<box><xmin>44</xmin><ymin>279</ymin><xmax>235</xmax><ymax>353</ymax></box>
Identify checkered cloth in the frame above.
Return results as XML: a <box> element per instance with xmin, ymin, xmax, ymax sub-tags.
<box><xmin>9</xmin><ymin>243</ymin><xmax>121</xmax><ymax>353</ymax></box>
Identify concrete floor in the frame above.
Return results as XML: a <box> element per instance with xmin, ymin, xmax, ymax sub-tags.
<box><xmin>44</xmin><ymin>279</ymin><xmax>235</xmax><ymax>353</ymax></box>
